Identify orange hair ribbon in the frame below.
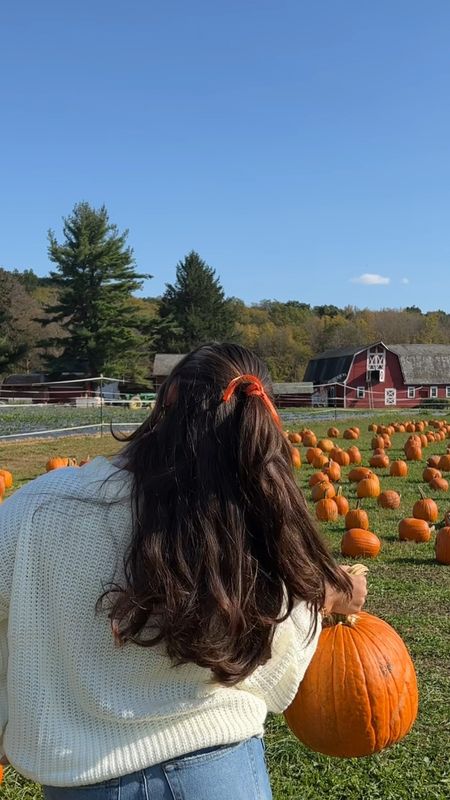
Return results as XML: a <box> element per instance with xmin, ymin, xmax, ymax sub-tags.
<box><xmin>222</xmin><ymin>374</ymin><xmax>282</xmax><ymax>428</ymax></box>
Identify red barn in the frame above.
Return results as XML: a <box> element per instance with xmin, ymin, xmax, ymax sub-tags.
<box><xmin>303</xmin><ymin>342</ymin><xmax>450</xmax><ymax>408</ymax></box>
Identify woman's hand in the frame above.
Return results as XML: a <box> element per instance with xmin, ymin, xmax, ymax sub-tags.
<box><xmin>324</xmin><ymin>565</ymin><xmax>368</xmax><ymax>616</ymax></box>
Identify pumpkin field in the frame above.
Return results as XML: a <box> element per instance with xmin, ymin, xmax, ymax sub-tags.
<box><xmin>0</xmin><ymin>414</ymin><xmax>449</xmax><ymax>799</ymax></box>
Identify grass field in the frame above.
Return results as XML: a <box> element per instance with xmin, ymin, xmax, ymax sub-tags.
<box><xmin>0</xmin><ymin>415</ymin><xmax>449</xmax><ymax>799</ymax></box>
<box><xmin>0</xmin><ymin>405</ymin><xmax>149</xmax><ymax>437</ymax></box>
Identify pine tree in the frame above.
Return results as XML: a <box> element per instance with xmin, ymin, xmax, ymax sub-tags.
<box><xmin>0</xmin><ymin>309</ymin><xmax>28</xmax><ymax>375</ymax></box>
<box><xmin>158</xmin><ymin>251</ymin><xmax>235</xmax><ymax>351</ymax></box>
<box><xmin>41</xmin><ymin>202</ymin><xmax>151</xmax><ymax>378</ymax></box>
<box><xmin>0</xmin><ymin>270</ymin><xmax>31</xmax><ymax>375</ymax></box>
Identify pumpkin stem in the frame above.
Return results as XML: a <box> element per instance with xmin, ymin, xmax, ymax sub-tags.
<box><xmin>322</xmin><ymin>612</ymin><xmax>359</xmax><ymax>628</ymax></box>
<box><xmin>345</xmin><ymin>563</ymin><xmax>369</xmax><ymax>576</ymax></box>
<box><xmin>321</xmin><ymin>564</ymin><xmax>368</xmax><ymax>627</ymax></box>
<box><xmin>418</xmin><ymin>486</ymin><xmax>427</xmax><ymax>500</ymax></box>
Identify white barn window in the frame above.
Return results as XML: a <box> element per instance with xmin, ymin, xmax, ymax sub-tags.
<box><xmin>407</xmin><ymin>387</ymin><xmax>415</xmax><ymax>399</ymax></box>
<box><xmin>356</xmin><ymin>386</ymin><xmax>365</xmax><ymax>399</ymax></box>
<box><xmin>430</xmin><ymin>386</ymin><xmax>438</xmax><ymax>399</ymax></box>
<box><xmin>446</xmin><ymin>387</ymin><xmax>450</xmax><ymax>398</ymax></box>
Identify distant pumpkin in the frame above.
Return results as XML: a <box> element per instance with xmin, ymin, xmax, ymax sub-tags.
<box><xmin>46</xmin><ymin>457</ymin><xmax>69</xmax><ymax>472</ymax></box>
<box><xmin>341</xmin><ymin>528</ymin><xmax>381</xmax><ymax>558</ymax></box>
<box><xmin>435</xmin><ymin>527</ymin><xmax>450</xmax><ymax>564</ymax></box>
<box><xmin>0</xmin><ymin>469</ymin><xmax>13</xmax><ymax>489</ymax></box>
<box><xmin>398</xmin><ymin>518</ymin><xmax>432</xmax><ymax>543</ymax></box>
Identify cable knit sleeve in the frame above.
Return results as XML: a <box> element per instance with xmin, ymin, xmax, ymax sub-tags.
<box><xmin>237</xmin><ymin>601</ymin><xmax>322</xmax><ymax>714</ymax></box>
<box><xmin>0</xmin><ymin>488</ymin><xmax>27</xmax><ymax>755</ymax></box>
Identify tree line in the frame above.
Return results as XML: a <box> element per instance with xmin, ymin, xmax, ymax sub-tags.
<box><xmin>1</xmin><ymin>202</ymin><xmax>449</xmax><ymax>384</ymax></box>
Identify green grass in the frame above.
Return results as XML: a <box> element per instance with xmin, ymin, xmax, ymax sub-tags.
<box><xmin>1</xmin><ymin>415</ymin><xmax>450</xmax><ymax>799</ymax></box>
<box><xmin>0</xmin><ymin>404</ymin><xmax>149</xmax><ymax>437</ymax></box>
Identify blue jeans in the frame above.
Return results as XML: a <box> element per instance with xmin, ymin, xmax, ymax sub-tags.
<box><xmin>42</xmin><ymin>736</ymin><xmax>272</xmax><ymax>799</ymax></box>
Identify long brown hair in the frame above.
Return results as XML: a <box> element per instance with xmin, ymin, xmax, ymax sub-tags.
<box><xmin>102</xmin><ymin>343</ymin><xmax>350</xmax><ymax>684</ymax></box>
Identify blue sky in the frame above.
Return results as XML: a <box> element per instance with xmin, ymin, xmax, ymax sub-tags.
<box><xmin>1</xmin><ymin>1</ymin><xmax>449</xmax><ymax>310</ymax></box>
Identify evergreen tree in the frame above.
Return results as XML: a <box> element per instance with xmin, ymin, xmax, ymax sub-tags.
<box><xmin>158</xmin><ymin>251</ymin><xmax>235</xmax><ymax>351</ymax></box>
<box><xmin>0</xmin><ymin>308</ymin><xmax>28</xmax><ymax>375</ymax></box>
<box><xmin>41</xmin><ymin>202</ymin><xmax>151</xmax><ymax>378</ymax></box>
<box><xmin>0</xmin><ymin>269</ymin><xmax>32</xmax><ymax>375</ymax></box>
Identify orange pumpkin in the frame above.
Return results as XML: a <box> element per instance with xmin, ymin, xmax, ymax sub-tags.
<box><xmin>311</xmin><ymin>481</ymin><xmax>336</xmax><ymax>502</ymax></box>
<box><xmin>398</xmin><ymin>518</ymin><xmax>432</xmax><ymax>542</ymax></box>
<box><xmin>306</xmin><ymin>447</ymin><xmax>322</xmax><ymax>465</ymax></box>
<box><xmin>429</xmin><ymin>476</ymin><xmax>449</xmax><ymax>492</ymax></box>
<box><xmin>327</xmin><ymin>427</ymin><xmax>340</xmax><ymax>438</ymax></box>
<box><xmin>312</xmin><ymin>452</ymin><xmax>329</xmax><ymax>469</ymax></box>
<box><xmin>288</xmin><ymin>432</ymin><xmax>302</xmax><ymax>444</ymax></box>
<box><xmin>345</xmin><ymin>504</ymin><xmax>369</xmax><ymax>531</ymax></box>
<box><xmin>308</xmin><ymin>471</ymin><xmax>329</xmax><ymax>488</ymax></box>
<box><xmin>369</xmin><ymin>453</ymin><xmax>390</xmax><ymax>469</ymax></box>
<box><xmin>348</xmin><ymin>467</ymin><xmax>373</xmax><ymax>483</ymax></box>
<box><xmin>323</xmin><ymin>460</ymin><xmax>341</xmax><ymax>482</ymax></box>
<box><xmin>439</xmin><ymin>454</ymin><xmax>450</xmax><ymax>472</ymax></box>
<box><xmin>302</xmin><ymin>431</ymin><xmax>318</xmax><ymax>447</ymax></box>
<box><xmin>341</xmin><ymin>528</ymin><xmax>381</xmax><ymax>558</ymax></box>
<box><xmin>357</xmin><ymin>475</ymin><xmax>381</xmax><ymax>499</ymax></box>
<box><xmin>284</xmin><ymin>610</ymin><xmax>418</xmax><ymax>758</ymax></box>
<box><xmin>330</xmin><ymin>448</ymin><xmax>351</xmax><ymax>467</ymax></box>
<box><xmin>0</xmin><ymin>469</ymin><xmax>13</xmax><ymax>489</ymax></box>
<box><xmin>378</xmin><ymin>490</ymin><xmax>401</xmax><ymax>510</ymax></box>
<box><xmin>427</xmin><ymin>455</ymin><xmax>441</xmax><ymax>469</ymax></box>
<box><xmin>435</xmin><ymin>527</ymin><xmax>450</xmax><ymax>564</ymax></box>
<box><xmin>46</xmin><ymin>456</ymin><xmax>69</xmax><ymax>471</ymax></box>
<box><xmin>412</xmin><ymin>490</ymin><xmax>438</xmax><ymax>522</ymax></box>
<box><xmin>291</xmin><ymin>448</ymin><xmax>301</xmax><ymax>469</ymax></box>
<box><xmin>0</xmin><ymin>476</ymin><xmax>5</xmax><ymax>497</ymax></box>
<box><xmin>333</xmin><ymin>491</ymin><xmax>350</xmax><ymax>517</ymax></box>
<box><xmin>343</xmin><ymin>428</ymin><xmax>358</xmax><ymax>440</ymax></box>
<box><xmin>422</xmin><ymin>466</ymin><xmax>442</xmax><ymax>483</ymax></box>
<box><xmin>405</xmin><ymin>445</ymin><xmax>422</xmax><ymax>462</ymax></box>
<box><xmin>316</xmin><ymin>498</ymin><xmax>339</xmax><ymax>522</ymax></box>
<box><xmin>346</xmin><ymin>446</ymin><xmax>362</xmax><ymax>464</ymax></box>
<box><xmin>390</xmin><ymin>460</ymin><xmax>408</xmax><ymax>477</ymax></box>
<box><xmin>318</xmin><ymin>438</ymin><xmax>334</xmax><ymax>453</ymax></box>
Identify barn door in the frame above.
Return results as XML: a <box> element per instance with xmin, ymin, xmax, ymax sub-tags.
<box><xmin>385</xmin><ymin>388</ymin><xmax>396</xmax><ymax>406</ymax></box>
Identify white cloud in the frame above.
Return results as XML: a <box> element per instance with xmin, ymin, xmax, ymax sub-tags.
<box><xmin>401</xmin><ymin>277</ymin><xmax>410</xmax><ymax>284</ymax></box>
<box><xmin>350</xmin><ymin>273</ymin><xmax>390</xmax><ymax>285</ymax></box>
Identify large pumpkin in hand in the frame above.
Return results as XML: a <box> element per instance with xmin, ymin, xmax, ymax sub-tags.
<box><xmin>284</xmin><ymin>611</ymin><xmax>418</xmax><ymax>757</ymax></box>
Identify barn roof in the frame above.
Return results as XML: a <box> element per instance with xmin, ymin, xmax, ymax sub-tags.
<box><xmin>303</xmin><ymin>345</ymin><xmax>365</xmax><ymax>384</ymax></box>
<box><xmin>152</xmin><ymin>354</ymin><xmax>186</xmax><ymax>376</ymax></box>
<box><xmin>387</xmin><ymin>344</ymin><xmax>450</xmax><ymax>384</ymax></box>
<box><xmin>3</xmin><ymin>373</ymin><xmax>46</xmax><ymax>385</ymax></box>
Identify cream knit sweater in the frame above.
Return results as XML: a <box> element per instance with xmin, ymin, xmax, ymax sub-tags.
<box><xmin>0</xmin><ymin>457</ymin><xmax>321</xmax><ymax>787</ymax></box>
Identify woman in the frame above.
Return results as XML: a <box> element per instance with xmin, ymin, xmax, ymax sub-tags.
<box><xmin>0</xmin><ymin>343</ymin><xmax>366</xmax><ymax>798</ymax></box>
